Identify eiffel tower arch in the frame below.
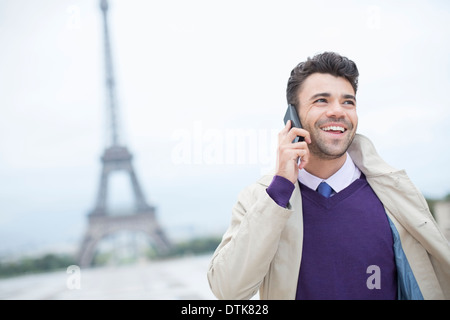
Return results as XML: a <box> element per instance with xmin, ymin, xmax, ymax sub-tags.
<box><xmin>77</xmin><ymin>0</ymin><xmax>171</xmax><ymax>268</ymax></box>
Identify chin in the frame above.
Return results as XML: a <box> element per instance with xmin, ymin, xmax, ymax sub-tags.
<box><xmin>315</xmin><ymin>141</ymin><xmax>352</xmax><ymax>159</ymax></box>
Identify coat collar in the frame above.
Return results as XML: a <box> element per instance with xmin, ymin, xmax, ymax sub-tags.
<box><xmin>348</xmin><ymin>134</ymin><xmax>399</xmax><ymax>177</ymax></box>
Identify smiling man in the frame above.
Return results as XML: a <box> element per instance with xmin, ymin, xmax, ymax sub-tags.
<box><xmin>207</xmin><ymin>52</ymin><xmax>450</xmax><ymax>300</ymax></box>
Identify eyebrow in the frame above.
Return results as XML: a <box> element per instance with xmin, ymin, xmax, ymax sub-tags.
<box><xmin>343</xmin><ymin>94</ymin><xmax>356</xmax><ymax>101</ymax></box>
<box><xmin>309</xmin><ymin>92</ymin><xmax>356</xmax><ymax>101</ymax></box>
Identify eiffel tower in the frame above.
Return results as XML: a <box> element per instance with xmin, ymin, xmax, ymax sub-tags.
<box><xmin>77</xmin><ymin>0</ymin><xmax>171</xmax><ymax>268</ymax></box>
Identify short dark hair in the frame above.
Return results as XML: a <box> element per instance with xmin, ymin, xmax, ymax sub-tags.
<box><xmin>286</xmin><ymin>52</ymin><xmax>359</xmax><ymax>106</ymax></box>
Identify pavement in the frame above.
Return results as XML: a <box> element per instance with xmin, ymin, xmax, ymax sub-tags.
<box><xmin>0</xmin><ymin>254</ymin><xmax>218</xmax><ymax>300</ymax></box>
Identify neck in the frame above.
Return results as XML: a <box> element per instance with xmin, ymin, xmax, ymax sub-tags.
<box><xmin>304</xmin><ymin>153</ymin><xmax>347</xmax><ymax>180</ymax></box>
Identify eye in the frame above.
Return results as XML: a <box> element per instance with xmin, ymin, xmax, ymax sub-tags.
<box><xmin>343</xmin><ymin>100</ymin><xmax>355</xmax><ymax>105</ymax></box>
<box><xmin>314</xmin><ymin>98</ymin><xmax>327</xmax><ymax>104</ymax></box>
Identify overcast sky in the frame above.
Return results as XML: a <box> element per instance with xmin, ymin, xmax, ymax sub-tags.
<box><xmin>1</xmin><ymin>0</ymin><xmax>449</xmax><ymax>257</ymax></box>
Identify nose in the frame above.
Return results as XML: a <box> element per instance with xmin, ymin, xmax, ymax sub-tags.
<box><xmin>326</xmin><ymin>99</ymin><xmax>345</xmax><ymax>118</ymax></box>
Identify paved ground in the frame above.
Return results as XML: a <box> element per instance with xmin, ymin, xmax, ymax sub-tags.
<box><xmin>0</xmin><ymin>254</ymin><xmax>218</xmax><ymax>300</ymax></box>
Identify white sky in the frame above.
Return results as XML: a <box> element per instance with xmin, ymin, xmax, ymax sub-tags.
<box><xmin>1</xmin><ymin>0</ymin><xmax>450</xmax><ymax>256</ymax></box>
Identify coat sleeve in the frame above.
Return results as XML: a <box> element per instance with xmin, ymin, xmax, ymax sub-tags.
<box><xmin>207</xmin><ymin>182</ymin><xmax>293</xmax><ymax>300</ymax></box>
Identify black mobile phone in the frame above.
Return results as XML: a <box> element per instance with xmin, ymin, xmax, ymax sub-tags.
<box><xmin>283</xmin><ymin>104</ymin><xmax>304</xmax><ymax>142</ymax></box>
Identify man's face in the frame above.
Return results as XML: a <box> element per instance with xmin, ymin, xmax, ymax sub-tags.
<box><xmin>297</xmin><ymin>72</ymin><xmax>358</xmax><ymax>160</ymax></box>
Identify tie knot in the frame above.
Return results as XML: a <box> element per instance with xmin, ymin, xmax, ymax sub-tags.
<box><xmin>317</xmin><ymin>181</ymin><xmax>333</xmax><ymax>198</ymax></box>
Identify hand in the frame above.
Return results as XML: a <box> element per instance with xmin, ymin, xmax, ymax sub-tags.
<box><xmin>275</xmin><ymin>120</ymin><xmax>311</xmax><ymax>184</ymax></box>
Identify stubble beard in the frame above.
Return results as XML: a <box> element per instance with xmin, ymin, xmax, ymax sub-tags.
<box><xmin>307</xmin><ymin>121</ymin><xmax>357</xmax><ymax>161</ymax></box>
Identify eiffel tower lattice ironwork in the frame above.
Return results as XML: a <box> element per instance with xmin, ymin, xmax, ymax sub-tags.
<box><xmin>77</xmin><ymin>0</ymin><xmax>171</xmax><ymax>268</ymax></box>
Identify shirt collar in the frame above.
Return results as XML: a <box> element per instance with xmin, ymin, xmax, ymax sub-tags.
<box><xmin>298</xmin><ymin>153</ymin><xmax>361</xmax><ymax>192</ymax></box>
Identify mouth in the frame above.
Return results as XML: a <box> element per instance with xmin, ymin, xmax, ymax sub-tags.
<box><xmin>320</xmin><ymin>125</ymin><xmax>347</xmax><ymax>135</ymax></box>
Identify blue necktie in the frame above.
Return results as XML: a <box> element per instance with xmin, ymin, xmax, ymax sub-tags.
<box><xmin>317</xmin><ymin>181</ymin><xmax>333</xmax><ymax>198</ymax></box>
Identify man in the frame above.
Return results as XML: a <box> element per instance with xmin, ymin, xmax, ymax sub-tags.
<box><xmin>207</xmin><ymin>52</ymin><xmax>450</xmax><ymax>300</ymax></box>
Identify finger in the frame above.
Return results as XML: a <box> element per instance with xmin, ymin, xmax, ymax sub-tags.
<box><xmin>283</xmin><ymin>145</ymin><xmax>309</xmax><ymax>170</ymax></box>
<box><xmin>278</xmin><ymin>120</ymin><xmax>292</xmax><ymax>142</ymax></box>
<box><xmin>290</xmin><ymin>140</ymin><xmax>308</xmax><ymax>149</ymax></box>
<box><xmin>280</xmin><ymin>145</ymin><xmax>308</xmax><ymax>162</ymax></box>
<box><xmin>279</xmin><ymin>140</ymin><xmax>309</xmax><ymax>157</ymax></box>
<box><xmin>282</xmin><ymin>120</ymin><xmax>292</xmax><ymax>133</ymax></box>
<box><xmin>286</xmin><ymin>127</ymin><xmax>311</xmax><ymax>144</ymax></box>
<box><xmin>298</xmin><ymin>149</ymin><xmax>309</xmax><ymax>170</ymax></box>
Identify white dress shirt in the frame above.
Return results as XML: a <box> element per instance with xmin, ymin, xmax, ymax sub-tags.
<box><xmin>298</xmin><ymin>152</ymin><xmax>361</xmax><ymax>195</ymax></box>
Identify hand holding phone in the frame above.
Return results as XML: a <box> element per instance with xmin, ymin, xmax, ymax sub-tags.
<box><xmin>276</xmin><ymin>104</ymin><xmax>309</xmax><ymax>183</ymax></box>
<box><xmin>276</xmin><ymin>104</ymin><xmax>310</xmax><ymax>183</ymax></box>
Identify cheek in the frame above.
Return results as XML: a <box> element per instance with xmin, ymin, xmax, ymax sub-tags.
<box><xmin>349</xmin><ymin>111</ymin><xmax>358</xmax><ymax>128</ymax></box>
<box><xmin>300</xmin><ymin>107</ymin><xmax>320</xmax><ymax>128</ymax></box>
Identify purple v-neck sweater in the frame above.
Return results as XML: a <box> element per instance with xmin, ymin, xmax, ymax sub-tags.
<box><xmin>267</xmin><ymin>175</ymin><xmax>397</xmax><ymax>300</ymax></box>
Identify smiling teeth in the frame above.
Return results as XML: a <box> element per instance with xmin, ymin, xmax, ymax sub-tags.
<box><xmin>322</xmin><ymin>126</ymin><xmax>345</xmax><ymax>132</ymax></box>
